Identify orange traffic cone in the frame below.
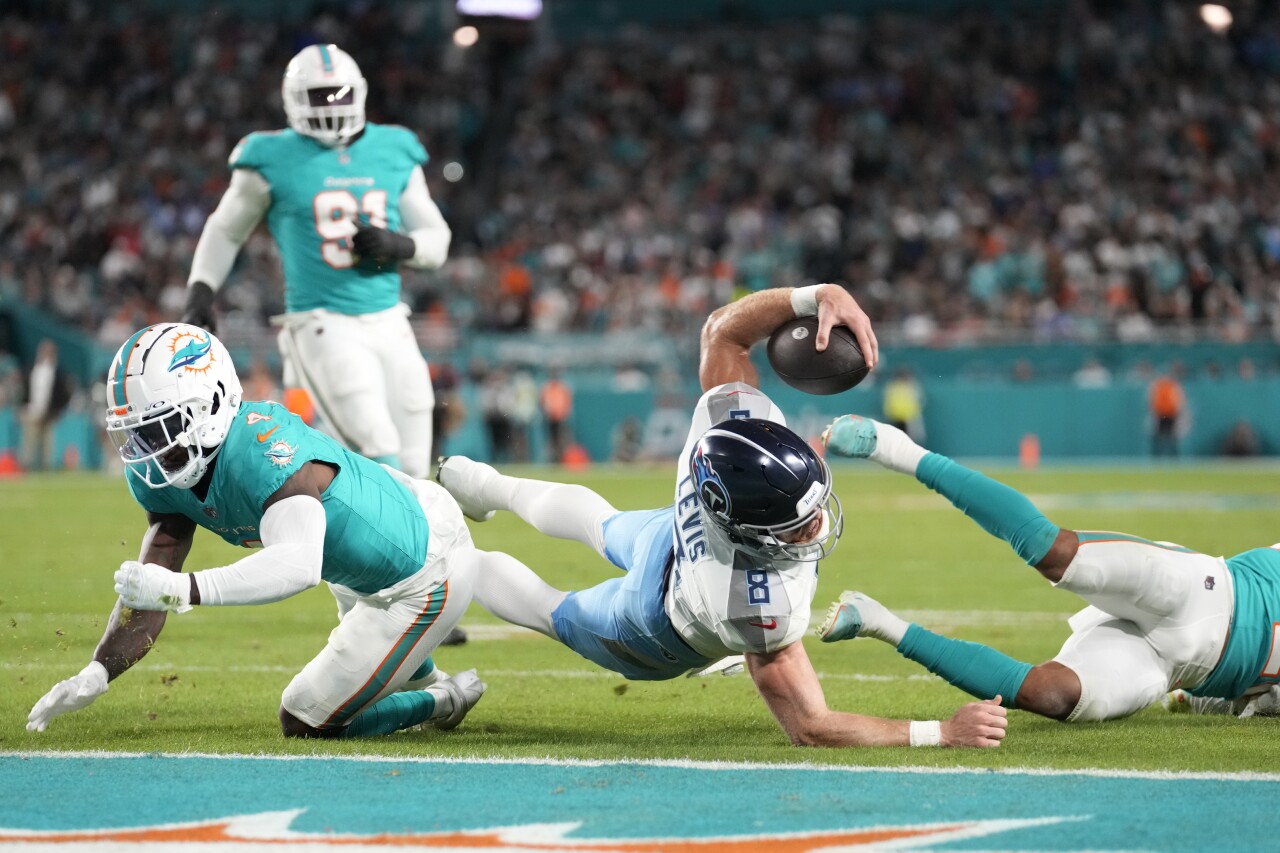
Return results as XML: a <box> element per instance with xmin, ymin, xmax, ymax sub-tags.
<box><xmin>562</xmin><ymin>443</ymin><xmax>590</xmax><ymax>470</ymax></box>
<box><xmin>1019</xmin><ymin>433</ymin><xmax>1041</xmax><ymax>470</ymax></box>
<box><xmin>0</xmin><ymin>449</ymin><xmax>23</xmax><ymax>477</ymax></box>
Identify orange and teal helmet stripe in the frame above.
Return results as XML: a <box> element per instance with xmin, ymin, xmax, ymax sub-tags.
<box><xmin>111</xmin><ymin>327</ymin><xmax>154</xmax><ymax>408</ymax></box>
<box><xmin>317</xmin><ymin>44</ymin><xmax>334</xmax><ymax>74</ymax></box>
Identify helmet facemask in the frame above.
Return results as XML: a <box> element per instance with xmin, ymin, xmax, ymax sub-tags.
<box><xmin>282</xmin><ymin>45</ymin><xmax>367</xmax><ymax>147</ymax></box>
<box><xmin>700</xmin><ymin>456</ymin><xmax>844</xmax><ymax>561</ymax></box>
<box><xmin>105</xmin><ymin>324</ymin><xmax>242</xmax><ymax>490</ymax></box>
<box><xmin>691</xmin><ymin>419</ymin><xmax>845</xmax><ymax>563</ymax></box>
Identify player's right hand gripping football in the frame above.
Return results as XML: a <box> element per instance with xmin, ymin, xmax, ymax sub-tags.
<box><xmin>815</xmin><ymin>283</ymin><xmax>879</xmax><ymax>371</ymax></box>
<box><xmin>26</xmin><ymin>661</ymin><xmax>109</xmax><ymax>732</ymax></box>
<box><xmin>943</xmin><ymin>697</ymin><xmax>1008</xmax><ymax>748</ymax></box>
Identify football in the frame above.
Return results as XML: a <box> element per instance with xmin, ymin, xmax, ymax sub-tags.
<box><xmin>766</xmin><ymin>316</ymin><xmax>869</xmax><ymax>395</ymax></box>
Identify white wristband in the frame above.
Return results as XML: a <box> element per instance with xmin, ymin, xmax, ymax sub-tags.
<box><xmin>909</xmin><ymin>720</ymin><xmax>942</xmax><ymax>747</ymax></box>
<box><xmin>790</xmin><ymin>284</ymin><xmax>822</xmax><ymax>317</ymax></box>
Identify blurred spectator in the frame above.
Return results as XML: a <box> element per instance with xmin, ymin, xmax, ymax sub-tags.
<box><xmin>882</xmin><ymin>366</ymin><xmax>925</xmax><ymax>441</ymax></box>
<box><xmin>1072</xmin><ymin>357</ymin><xmax>1112</xmax><ymax>389</ymax></box>
<box><xmin>480</xmin><ymin>368</ymin><xmax>516</xmax><ymax>463</ymax></box>
<box><xmin>1148</xmin><ymin>367</ymin><xmax>1188</xmax><ymax>458</ymax></box>
<box><xmin>1221</xmin><ymin>420</ymin><xmax>1261</xmax><ymax>457</ymax></box>
<box><xmin>8</xmin><ymin>3</ymin><xmax>1280</xmax><ymax>354</ymax></box>
<box><xmin>430</xmin><ymin>362</ymin><xmax>466</xmax><ymax>460</ymax></box>
<box><xmin>611</xmin><ymin>416</ymin><xmax>644</xmax><ymax>463</ymax></box>
<box><xmin>21</xmin><ymin>339</ymin><xmax>71</xmax><ymax>471</ymax></box>
<box><xmin>508</xmin><ymin>370</ymin><xmax>539</xmax><ymax>463</ymax></box>
<box><xmin>539</xmin><ymin>367</ymin><xmax>574</xmax><ymax>463</ymax></box>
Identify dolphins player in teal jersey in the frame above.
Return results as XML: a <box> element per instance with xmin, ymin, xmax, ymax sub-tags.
<box><xmin>439</xmin><ymin>285</ymin><xmax>1008</xmax><ymax>749</ymax></box>
<box><xmin>181</xmin><ymin>43</ymin><xmax>448</xmax><ymax>483</ymax></box>
<box><xmin>817</xmin><ymin>415</ymin><xmax>1280</xmax><ymax>722</ymax></box>
<box><xmin>26</xmin><ymin>324</ymin><xmax>485</xmax><ymax>738</ymax></box>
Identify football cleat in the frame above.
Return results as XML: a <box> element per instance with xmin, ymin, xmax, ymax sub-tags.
<box><xmin>435</xmin><ymin>456</ymin><xmax>497</xmax><ymax>522</ymax></box>
<box><xmin>432</xmin><ymin>668</ymin><xmax>486</xmax><ymax>731</ymax></box>
<box><xmin>816</xmin><ymin>590</ymin><xmax>905</xmax><ymax>644</ymax></box>
<box><xmin>817</xmin><ymin>591</ymin><xmax>868</xmax><ymax>642</ymax></box>
<box><xmin>821</xmin><ymin>415</ymin><xmax>879</xmax><ymax>459</ymax></box>
<box><xmin>686</xmin><ymin>655</ymin><xmax>746</xmax><ymax>677</ymax></box>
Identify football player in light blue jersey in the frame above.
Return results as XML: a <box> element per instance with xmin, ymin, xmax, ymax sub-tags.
<box><xmin>439</xmin><ymin>285</ymin><xmax>1009</xmax><ymax>749</ymax></box>
<box><xmin>182</xmin><ymin>43</ymin><xmax>449</xmax><ymax>484</ymax></box>
<box><xmin>26</xmin><ymin>324</ymin><xmax>485</xmax><ymax>738</ymax></box>
<box><xmin>817</xmin><ymin>415</ymin><xmax>1280</xmax><ymax>722</ymax></box>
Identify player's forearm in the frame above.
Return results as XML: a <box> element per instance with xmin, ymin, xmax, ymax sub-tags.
<box><xmin>92</xmin><ymin>599</ymin><xmax>168</xmax><ymax>681</ymax></box>
<box><xmin>400</xmin><ymin>167</ymin><xmax>451</xmax><ymax>268</ymax></box>
<box><xmin>404</xmin><ymin>223</ymin><xmax>451</xmax><ymax>269</ymax></box>
<box><xmin>191</xmin><ymin>540</ymin><xmax>323</xmax><ymax>605</ymax></box>
<box><xmin>188</xmin><ymin>218</ymin><xmax>247</xmax><ymax>290</ymax></box>
<box><xmin>699</xmin><ymin>287</ymin><xmax>823</xmax><ymax>389</ymax></box>
<box><xmin>191</xmin><ymin>495</ymin><xmax>326</xmax><ymax>606</ymax></box>
<box><xmin>188</xmin><ymin>169</ymin><xmax>269</xmax><ymax>289</ymax></box>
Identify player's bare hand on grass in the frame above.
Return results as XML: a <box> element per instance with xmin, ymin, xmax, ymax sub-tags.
<box><xmin>816</xmin><ymin>283</ymin><xmax>878</xmax><ymax>370</ymax></box>
<box><xmin>26</xmin><ymin>662</ymin><xmax>109</xmax><ymax>732</ymax></box>
<box><xmin>944</xmin><ymin>697</ymin><xmax>1008</xmax><ymax>748</ymax></box>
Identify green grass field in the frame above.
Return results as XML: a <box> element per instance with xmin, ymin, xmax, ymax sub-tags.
<box><xmin>3</xmin><ymin>462</ymin><xmax>1278</xmax><ymax>772</ymax></box>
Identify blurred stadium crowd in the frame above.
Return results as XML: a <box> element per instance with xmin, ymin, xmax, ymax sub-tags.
<box><xmin>3</xmin><ymin>1</ymin><xmax>1280</xmax><ymax>401</ymax></box>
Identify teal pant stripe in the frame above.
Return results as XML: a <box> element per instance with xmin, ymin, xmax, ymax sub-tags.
<box><xmin>916</xmin><ymin>453</ymin><xmax>1060</xmax><ymax>566</ymax></box>
<box><xmin>408</xmin><ymin>656</ymin><xmax>435</xmax><ymax>682</ymax></box>
<box><xmin>1077</xmin><ymin>531</ymin><xmax>1195</xmax><ymax>553</ymax></box>
<box><xmin>323</xmin><ymin>585</ymin><xmax>449</xmax><ymax>728</ymax></box>
<box><xmin>898</xmin><ymin>624</ymin><xmax>1033</xmax><ymax>709</ymax></box>
<box><xmin>340</xmin><ymin>690</ymin><xmax>437</xmax><ymax>738</ymax></box>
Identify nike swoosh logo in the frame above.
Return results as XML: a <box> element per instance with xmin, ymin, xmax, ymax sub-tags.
<box><xmin>257</xmin><ymin>426</ymin><xmax>280</xmax><ymax>442</ymax></box>
<box><xmin>748</xmin><ymin>618</ymin><xmax>778</xmax><ymax>630</ymax></box>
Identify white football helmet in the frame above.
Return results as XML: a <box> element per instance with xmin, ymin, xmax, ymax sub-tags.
<box><xmin>282</xmin><ymin>43</ymin><xmax>367</xmax><ymax>147</ymax></box>
<box><xmin>105</xmin><ymin>324</ymin><xmax>242</xmax><ymax>490</ymax></box>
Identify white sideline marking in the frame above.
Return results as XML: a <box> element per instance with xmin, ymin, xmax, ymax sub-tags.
<box><xmin>2</xmin><ymin>749</ymin><xmax>1278</xmax><ymax>783</ymax></box>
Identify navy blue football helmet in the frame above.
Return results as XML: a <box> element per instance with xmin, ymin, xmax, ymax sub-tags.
<box><xmin>690</xmin><ymin>418</ymin><xmax>843</xmax><ymax>560</ymax></box>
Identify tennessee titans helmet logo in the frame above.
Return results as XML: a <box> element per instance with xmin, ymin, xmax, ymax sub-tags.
<box><xmin>692</xmin><ymin>447</ymin><xmax>731</xmax><ymax>520</ymax></box>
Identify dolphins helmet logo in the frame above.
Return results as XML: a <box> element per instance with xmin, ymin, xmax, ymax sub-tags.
<box><xmin>167</xmin><ymin>331</ymin><xmax>215</xmax><ymax>376</ymax></box>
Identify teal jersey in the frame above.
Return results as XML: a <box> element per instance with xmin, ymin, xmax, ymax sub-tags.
<box><xmin>126</xmin><ymin>401</ymin><xmax>429</xmax><ymax>594</ymax></box>
<box><xmin>230</xmin><ymin>123</ymin><xmax>428</xmax><ymax>315</ymax></box>
<box><xmin>1189</xmin><ymin>547</ymin><xmax>1280</xmax><ymax>699</ymax></box>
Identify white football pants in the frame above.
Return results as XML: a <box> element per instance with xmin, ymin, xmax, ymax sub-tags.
<box><xmin>275</xmin><ymin>303</ymin><xmax>434</xmax><ymax>479</ymax></box>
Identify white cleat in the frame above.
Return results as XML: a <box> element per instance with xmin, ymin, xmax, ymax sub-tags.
<box><xmin>436</xmin><ymin>456</ymin><xmax>498</xmax><ymax>522</ymax></box>
<box><xmin>816</xmin><ymin>590</ymin><xmax>902</xmax><ymax>644</ymax></box>
<box><xmin>432</xmin><ymin>668</ymin><xmax>486</xmax><ymax>731</ymax></box>
<box><xmin>686</xmin><ymin>655</ymin><xmax>746</xmax><ymax>677</ymax></box>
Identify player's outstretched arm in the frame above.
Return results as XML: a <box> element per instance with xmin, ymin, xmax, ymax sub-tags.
<box><xmin>184</xmin><ymin>168</ymin><xmax>271</xmax><ymax>330</ymax></box>
<box><xmin>27</xmin><ymin>512</ymin><xmax>195</xmax><ymax>732</ymax></box>
<box><xmin>746</xmin><ymin>642</ymin><xmax>1006</xmax><ymax>748</ymax></box>
<box><xmin>118</xmin><ymin>464</ymin><xmax>330</xmax><ymax>613</ymax></box>
<box><xmin>699</xmin><ymin>284</ymin><xmax>877</xmax><ymax>391</ymax></box>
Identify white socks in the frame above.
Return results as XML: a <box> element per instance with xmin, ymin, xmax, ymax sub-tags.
<box><xmin>870</xmin><ymin>421</ymin><xmax>929</xmax><ymax>476</ymax></box>
<box><xmin>472</xmin><ymin>550</ymin><xmax>567</xmax><ymax>638</ymax></box>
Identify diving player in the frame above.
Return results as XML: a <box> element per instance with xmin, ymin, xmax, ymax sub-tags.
<box><xmin>26</xmin><ymin>324</ymin><xmax>484</xmax><ymax>738</ymax></box>
<box><xmin>818</xmin><ymin>414</ymin><xmax>1280</xmax><ymax>722</ymax></box>
<box><xmin>438</xmin><ymin>285</ymin><xmax>1009</xmax><ymax>749</ymax></box>
<box><xmin>182</xmin><ymin>43</ymin><xmax>448</xmax><ymax>482</ymax></box>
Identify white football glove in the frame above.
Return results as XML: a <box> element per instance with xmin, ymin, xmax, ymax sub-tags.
<box><xmin>27</xmin><ymin>661</ymin><xmax>109</xmax><ymax>732</ymax></box>
<box><xmin>113</xmin><ymin>560</ymin><xmax>192</xmax><ymax>613</ymax></box>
